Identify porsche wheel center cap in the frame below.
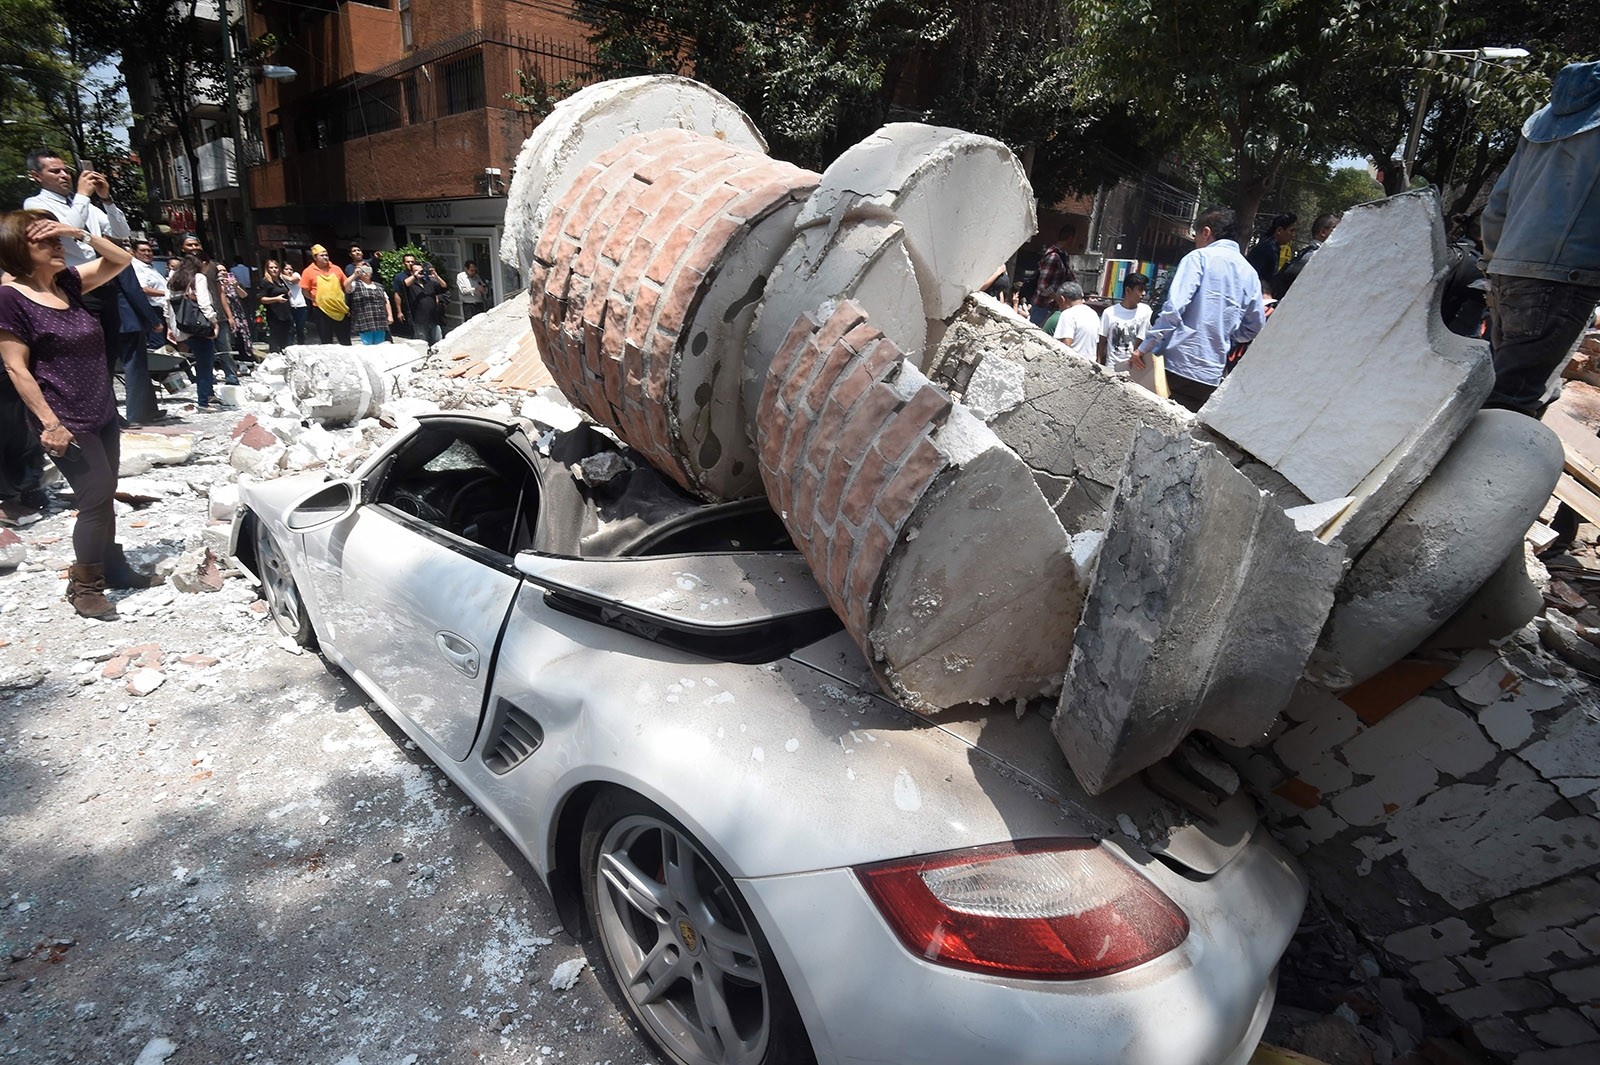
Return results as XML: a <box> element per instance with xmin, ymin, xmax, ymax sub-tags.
<box><xmin>676</xmin><ymin>918</ymin><xmax>700</xmax><ymax>953</ymax></box>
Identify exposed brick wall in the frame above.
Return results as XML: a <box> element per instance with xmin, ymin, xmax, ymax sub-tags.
<box><xmin>1223</xmin><ymin>637</ymin><xmax>1600</xmax><ymax>1062</ymax></box>
<box><xmin>756</xmin><ymin>300</ymin><xmax>952</xmax><ymax>639</ymax></box>
<box><xmin>529</xmin><ymin>128</ymin><xmax>816</xmax><ymax>495</ymax></box>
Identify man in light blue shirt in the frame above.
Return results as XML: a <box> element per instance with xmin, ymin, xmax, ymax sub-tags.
<box><xmin>1133</xmin><ymin>208</ymin><xmax>1266</xmax><ymax>412</ymax></box>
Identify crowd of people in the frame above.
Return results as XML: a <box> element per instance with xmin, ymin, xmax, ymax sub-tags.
<box><xmin>0</xmin><ymin>146</ymin><xmax>500</xmax><ymax>617</ymax></box>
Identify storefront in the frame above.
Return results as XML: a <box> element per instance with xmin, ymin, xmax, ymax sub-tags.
<box><xmin>394</xmin><ymin>198</ymin><xmax>522</xmax><ymax>326</ymax></box>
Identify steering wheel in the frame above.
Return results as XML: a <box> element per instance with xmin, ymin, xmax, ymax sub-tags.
<box><xmin>390</xmin><ymin>490</ymin><xmax>445</xmax><ymax>523</ymax></box>
<box><xmin>443</xmin><ymin>474</ymin><xmax>504</xmax><ymax>530</ymax></box>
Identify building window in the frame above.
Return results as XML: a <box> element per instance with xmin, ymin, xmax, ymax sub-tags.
<box><xmin>398</xmin><ymin>0</ymin><xmax>412</xmax><ymax>48</ymax></box>
<box><xmin>268</xmin><ymin>125</ymin><xmax>285</xmax><ymax>160</ymax></box>
<box><xmin>440</xmin><ymin>52</ymin><xmax>485</xmax><ymax>116</ymax></box>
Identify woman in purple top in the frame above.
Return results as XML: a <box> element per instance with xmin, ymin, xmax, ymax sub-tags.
<box><xmin>0</xmin><ymin>209</ymin><xmax>158</xmax><ymax>618</ymax></box>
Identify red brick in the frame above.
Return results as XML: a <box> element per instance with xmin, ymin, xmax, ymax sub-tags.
<box><xmin>837</xmin><ymin>386</ymin><xmax>903</xmax><ymax>462</ymax></box>
<box><xmin>637</xmin><ymin>190</ymin><xmax>697</xmax><ymax>247</ymax></box>
<box><xmin>777</xmin><ymin>338</ymin><xmax>822</xmax><ymax>413</ymax></box>
<box><xmin>797</xmin><ymin>331</ymin><xmax>859</xmax><ymax>417</ymax></box>
<box><xmin>824</xmin><ymin>532</ymin><xmax>852</xmax><ymax>601</ymax></box>
<box><xmin>625</xmin><ymin>282</ymin><xmax>660</xmax><ymax>352</ymax></box>
<box><xmin>840</xmin><ymin>444</ymin><xmax>892</xmax><ymax>527</ymax></box>
<box><xmin>726</xmin><ymin>161</ymin><xmax>798</xmax><ymax>193</ymax></box>
<box><xmin>600</xmin><ymin>204</ymin><xmax>649</xmax><ymax>264</ymax></box>
<box><xmin>1340</xmin><ymin>660</ymin><xmax>1455</xmax><ymax>726</ymax></box>
<box><xmin>817</xmin><ymin>451</ymin><xmax>855</xmax><ymax>526</ymax></box>
<box><xmin>777</xmin><ymin>403</ymin><xmax>815</xmax><ymax>477</ymax></box>
<box><xmin>766</xmin><ymin>313</ymin><xmax>821</xmax><ymax>394</ymax></box>
<box><xmin>680</xmin><ymin>216</ymin><xmax>743</xmax><ymax>279</ymax></box>
<box><xmin>877</xmin><ymin>386</ymin><xmax>953</xmax><ymax>462</ymax></box>
<box><xmin>726</xmin><ymin>180</ymin><xmax>808</xmax><ymax>224</ymax></box>
<box><xmin>678</xmin><ymin>184</ymin><xmax>743</xmax><ymax>233</ymax></box>
<box><xmin>644</xmin><ymin>221</ymin><xmax>698</xmax><ymax>286</ymax></box>
<box><xmin>810</xmin><ymin>396</ymin><xmax>851</xmax><ymax>472</ymax></box>
<box><xmin>861</xmin><ymin>336</ymin><xmax>904</xmax><ymax>380</ymax></box>
<box><xmin>675</xmin><ymin>157</ymin><xmax>752</xmax><ymax>201</ymax></box>
<box><xmin>592</xmin><ymin>134</ymin><xmax>656</xmax><ymax>170</ymax></box>
<box><xmin>814</xmin><ymin>301</ymin><xmax>870</xmax><ymax>354</ymax></box>
<box><xmin>838</xmin><ymin>322</ymin><xmax>882</xmax><ymax>356</ymax></box>
<box><xmin>877</xmin><ymin>437</ymin><xmax>944</xmax><ymax>530</ymax></box>
<box><xmin>631</xmin><ymin>136</ymin><xmax>705</xmax><ymax>185</ymax></box>
<box><xmin>654</xmin><ymin>271</ymin><xmax>705</xmax><ymax>337</ymax></box>
<box><xmin>829</xmin><ymin>363</ymin><xmax>874</xmax><ymax>414</ymax></box>
<box><xmin>564</xmin><ymin>180</ymin><xmax>612</xmax><ymax>241</ymax></box>
<box><xmin>612</xmin><ymin>234</ymin><xmax>654</xmax><ymax>298</ymax></box>
<box><xmin>847</xmin><ymin>520</ymin><xmax>893</xmax><ymax>618</ymax></box>
<box><xmin>580</xmin><ymin>261</ymin><xmax>616</xmax><ymax>332</ymax></box>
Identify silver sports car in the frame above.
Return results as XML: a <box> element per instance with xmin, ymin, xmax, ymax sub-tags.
<box><xmin>232</xmin><ymin>411</ymin><xmax>1305</xmax><ymax>1065</ymax></box>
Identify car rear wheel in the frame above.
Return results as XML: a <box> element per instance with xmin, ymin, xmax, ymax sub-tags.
<box><xmin>253</xmin><ymin>515</ymin><xmax>314</xmax><ymax>647</ymax></box>
<box><xmin>581</xmin><ymin>791</ymin><xmax>814</xmax><ymax>1065</ymax></box>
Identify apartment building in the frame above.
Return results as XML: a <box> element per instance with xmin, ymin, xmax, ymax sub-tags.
<box><xmin>126</xmin><ymin>0</ymin><xmax>260</xmax><ymax>260</ymax></box>
<box><xmin>246</xmin><ymin>0</ymin><xmax>595</xmax><ymax>310</ymax></box>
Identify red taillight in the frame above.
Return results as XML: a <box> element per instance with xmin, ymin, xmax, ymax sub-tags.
<box><xmin>855</xmin><ymin>839</ymin><xmax>1189</xmax><ymax>980</ymax></box>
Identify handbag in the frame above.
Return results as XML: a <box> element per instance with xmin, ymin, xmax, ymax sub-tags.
<box><xmin>172</xmin><ymin>291</ymin><xmax>207</xmax><ymax>334</ymax></box>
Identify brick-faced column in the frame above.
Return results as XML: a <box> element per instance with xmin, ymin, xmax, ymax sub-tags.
<box><xmin>758</xmin><ymin>301</ymin><xmax>1083</xmax><ymax>711</ymax></box>
<box><xmin>529</xmin><ymin>128</ymin><xmax>816</xmax><ymax>499</ymax></box>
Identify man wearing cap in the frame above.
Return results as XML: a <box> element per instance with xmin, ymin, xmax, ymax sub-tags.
<box><xmin>1482</xmin><ymin>61</ymin><xmax>1600</xmax><ymax>418</ymax></box>
<box><xmin>299</xmin><ymin>244</ymin><xmax>351</xmax><ymax>345</ymax></box>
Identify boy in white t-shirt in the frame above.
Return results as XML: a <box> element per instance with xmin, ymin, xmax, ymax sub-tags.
<box><xmin>1098</xmin><ymin>272</ymin><xmax>1153</xmax><ymax>373</ymax></box>
<box><xmin>1052</xmin><ymin>282</ymin><xmax>1101</xmax><ymax>360</ymax></box>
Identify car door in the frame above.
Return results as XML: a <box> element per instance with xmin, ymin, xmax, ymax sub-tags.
<box><xmin>298</xmin><ymin>418</ymin><xmax>537</xmax><ymax>761</ymax></box>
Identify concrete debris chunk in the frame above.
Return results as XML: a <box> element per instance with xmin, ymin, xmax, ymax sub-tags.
<box><xmin>929</xmin><ymin>296</ymin><xmax>1191</xmax><ymax>536</ymax></box>
<box><xmin>1313</xmin><ymin>410</ymin><xmax>1564</xmax><ymax>689</ymax></box>
<box><xmin>1201</xmin><ymin>191</ymin><xmax>1495</xmax><ymax>552</ymax></box>
<box><xmin>1055</xmin><ymin>429</ymin><xmax>1344</xmax><ymax>794</ymax></box>
<box><xmin>0</xmin><ymin>528</ymin><xmax>24</xmax><ymax>571</ymax></box>
<box><xmin>795</xmin><ymin>123</ymin><xmax>1036</xmax><ymax>332</ymax></box>
<box><xmin>119</xmin><ymin>430</ymin><xmax>193</xmax><ymax>477</ymax></box>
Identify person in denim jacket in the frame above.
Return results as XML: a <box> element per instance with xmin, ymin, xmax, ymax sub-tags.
<box><xmin>1482</xmin><ymin>61</ymin><xmax>1600</xmax><ymax>417</ymax></box>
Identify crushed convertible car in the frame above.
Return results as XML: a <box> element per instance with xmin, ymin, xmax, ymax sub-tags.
<box><xmin>231</xmin><ymin>411</ymin><xmax>1306</xmax><ymax>1065</ymax></box>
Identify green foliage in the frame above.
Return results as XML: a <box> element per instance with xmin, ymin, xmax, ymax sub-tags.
<box><xmin>377</xmin><ymin>242</ymin><xmax>429</xmax><ymax>290</ymax></box>
<box><xmin>572</xmin><ymin>0</ymin><xmax>957</xmax><ymax>170</ymax></box>
<box><xmin>505</xmin><ymin>69</ymin><xmax>576</xmax><ymax>120</ymax></box>
<box><xmin>1321</xmin><ymin>166</ymin><xmax>1385</xmax><ymax>214</ymax></box>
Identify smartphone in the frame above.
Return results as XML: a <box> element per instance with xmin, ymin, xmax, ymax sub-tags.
<box><xmin>61</xmin><ymin>441</ymin><xmax>84</xmax><ymax>463</ymax></box>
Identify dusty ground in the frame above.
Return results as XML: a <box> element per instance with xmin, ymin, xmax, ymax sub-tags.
<box><xmin>0</xmin><ymin>403</ymin><xmax>657</xmax><ymax>1065</ymax></box>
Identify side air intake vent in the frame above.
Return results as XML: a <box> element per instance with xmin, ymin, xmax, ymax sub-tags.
<box><xmin>484</xmin><ymin>700</ymin><xmax>543</xmax><ymax>775</ymax></box>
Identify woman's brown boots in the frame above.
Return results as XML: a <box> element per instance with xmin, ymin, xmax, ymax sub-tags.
<box><xmin>66</xmin><ymin>563</ymin><xmax>116</xmax><ymax>619</ymax></box>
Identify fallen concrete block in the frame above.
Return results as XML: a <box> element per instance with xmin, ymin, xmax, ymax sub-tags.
<box><xmin>208</xmin><ymin>484</ymin><xmax>239</xmax><ymax>523</ymax></box>
<box><xmin>929</xmin><ymin>295</ymin><xmax>1192</xmax><ymax>535</ymax></box>
<box><xmin>502</xmin><ymin>75</ymin><xmax>767</xmax><ymax>276</ymax></box>
<box><xmin>1201</xmin><ymin>191</ymin><xmax>1494</xmax><ymax>552</ymax></box>
<box><xmin>755</xmin><ymin>301</ymin><xmax>1078</xmax><ymax>710</ymax></box>
<box><xmin>119</xmin><ymin>431</ymin><xmax>194</xmax><ymax>477</ymax></box>
<box><xmin>530</xmin><ymin>127</ymin><xmax>816</xmax><ymax>500</ymax></box>
<box><xmin>228</xmin><ymin>415</ymin><xmax>288</xmax><ymax>477</ymax></box>
<box><xmin>1055</xmin><ymin>428</ymin><xmax>1345</xmax><ymax>795</ymax></box>
<box><xmin>1420</xmin><ymin>546</ymin><xmax>1546</xmax><ymax>654</ymax></box>
<box><xmin>284</xmin><ymin>343</ymin><xmax>381</xmax><ymax>426</ymax></box>
<box><xmin>436</xmin><ymin>292</ymin><xmax>534</xmax><ymax>366</ymax></box>
<box><xmin>1312</xmin><ymin>410</ymin><xmax>1563</xmax><ymax>689</ymax></box>
<box><xmin>795</xmin><ymin>123</ymin><xmax>1035</xmax><ymax>340</ymax></box>
<box><xmin>0</xmin><ymin>528</ymin><xmax>24</xmax><ymax>571</ymax></box>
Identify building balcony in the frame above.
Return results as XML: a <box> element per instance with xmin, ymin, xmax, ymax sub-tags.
<box><xmin>172</xmin><ymin>138</ymin><xmax>238</xmax><ymax>197</ymax></box>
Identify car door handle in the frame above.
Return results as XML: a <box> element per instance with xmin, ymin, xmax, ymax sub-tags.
<box><xmin>435</xmin><ymin>631</ymin><xmax>480</xmax><ymax>678</ymax></box>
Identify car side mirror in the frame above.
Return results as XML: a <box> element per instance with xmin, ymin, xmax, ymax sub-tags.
<box><xmin>284</xmin><ymin>479</ymin><xmax>359</xmax><ymax>532</ymax></box>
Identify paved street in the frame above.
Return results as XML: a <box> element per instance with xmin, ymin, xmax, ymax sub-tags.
<box><xmin>0</xmin><ymin>406</ymin><xmax>658</xmax><ymax>1065</ymax></box>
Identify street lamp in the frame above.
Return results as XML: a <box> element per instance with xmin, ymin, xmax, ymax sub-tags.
<box><xmin>1400</xmin><ymin>46</ymin><xmax>1533</xmax><ymax>188</ymax></box>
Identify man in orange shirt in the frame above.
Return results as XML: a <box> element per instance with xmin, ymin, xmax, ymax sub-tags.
<box><xmin>300</xmin><ymin>244</ymin><xmax>350</xmax><ymax>345</ymax></box>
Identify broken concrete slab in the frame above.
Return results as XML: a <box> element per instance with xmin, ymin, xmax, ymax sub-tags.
<box><xmin>1055</xmin><ymin>428</ymin><xmax>1345</xmax><ymax>794</ymax></box>
<box><xmin>795</xmin><ymin>123</ymin><xmax>1035</xmax><ymax>332</ymax></box>
<box><xmin>1313</xmin><ymin>410</ymin><xmax>1563</xmax><ymax>690</ymax></box>
<box><xmin>1201</xmin><ymin>191</ymin><xmax>1495</xmax><ymax>552</ymax></box>
<box><xmin>435</xmin><ymin>291</ymin><xmax>534</xmax><ymax>367</ymax></box>
<box><xmin>502</xmin><ymin>75</ymin><xmax>768</xmax><ymax>276</ymax></box>
<box><xmin>929</xmin><ymin>295</ymin><xmax>1192</xmax><ymax>535</ymax></box>
<box><xmin>0</xmin><ymin>528</ymin><xmax>24</xmax><ymax>571</ymax></box>
<box><xmin>1420</xmin><ymin>546</ymin><xmax>1546</xmax><ymax>654</ymax></box>
<box><xmin>118</xmin><ymin>431</ymin><xmax>194</xmax><ymax>477</ymax></box>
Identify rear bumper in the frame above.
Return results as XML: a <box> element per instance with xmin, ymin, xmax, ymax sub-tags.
<box><xmin>739</xmin><ymin>828</ymin><xmax>1305</xmax><ymax>1065</ymax></box>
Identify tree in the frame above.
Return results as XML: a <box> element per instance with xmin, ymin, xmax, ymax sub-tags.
<box><xmin>1071</xmin><ymin>0</ymin><xmax>1437</xmax><ymax>242</ymax></box>
<box><xmin>574</xmin><ymin>0</ymin><xmax>956</xmax><ymax>170</ymax></box>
